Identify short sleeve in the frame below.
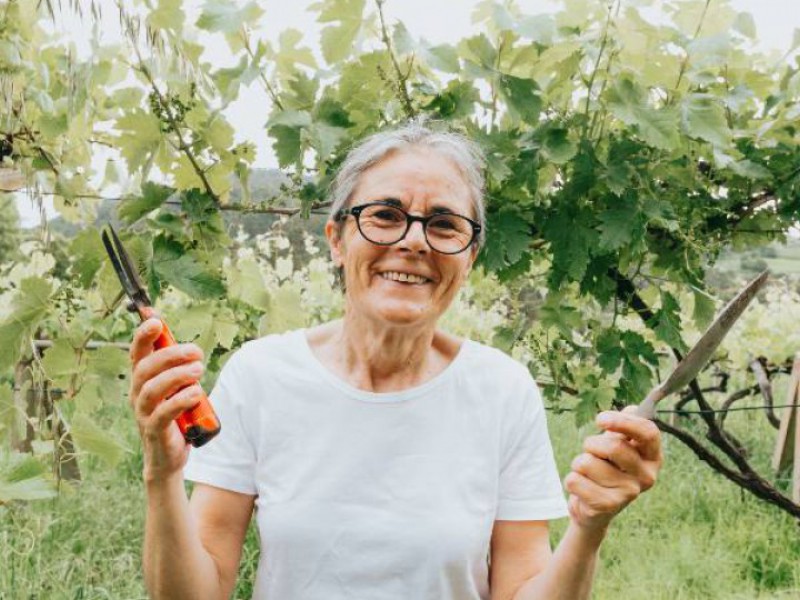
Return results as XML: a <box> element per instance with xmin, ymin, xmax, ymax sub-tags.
<box><xmin>183</xmin><ymin>351</ymin><xmax>258</xmax><ymax>495</ymax></box>
<box><xmin>496</xmin><ymin>376</ymin><xmax>568</xmax><ymax>520</ymax></box>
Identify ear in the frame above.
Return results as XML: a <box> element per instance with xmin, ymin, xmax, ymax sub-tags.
<box><xmin>325</xmin><ymin>219</ymin><xmax>344</xmax><ymax>267</ymax></box>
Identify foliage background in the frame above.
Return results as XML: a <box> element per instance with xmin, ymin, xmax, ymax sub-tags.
<box><xmin>1</xmin><ymin>0</ymin><xmax>800</xmax><ymax>597</ymax></box>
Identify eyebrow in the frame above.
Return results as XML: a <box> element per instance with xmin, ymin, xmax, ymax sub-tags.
<box><xmin>376</xmin><ymin>197</ymin><xmax>461</xmax><ymax>215</ymax></box>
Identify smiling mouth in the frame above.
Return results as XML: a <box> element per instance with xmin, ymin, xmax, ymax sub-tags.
<box><xmin>379</xmin><ymin>271</ymin><xmax>432</xmax><ymax>285</ymax></box>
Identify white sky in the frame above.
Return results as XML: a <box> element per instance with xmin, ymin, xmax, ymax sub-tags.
<box><xmin>13</xmin><ymin>0</ymin><xmax>800</xmax><ymax>226</ymax></box>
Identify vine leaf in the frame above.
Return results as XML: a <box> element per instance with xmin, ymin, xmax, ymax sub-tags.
<box><xmin>606</xmin><ymin>78</ymin><xmax>680</xmax><ymax>151</ymax></box>
<box><xmin>119</xmin><ymin>183</ymin><xmax>173</xmax><ymax>224</ymax></box>
<box><xmin>196</xmin><ymin>0</ymin><xmax>264</xmax><ymax>34</ymax></box>
<box><xmin>70</xmin><ymin>414</ymin><xmax>130</xmax><ymax>468</ymax></box>
<box><xmin>498</xmin><ymin>74</ymin><xmax>542</xmax><ymax>125</ymax></box>
<box><xmin>681</xmin><ymin>94</ymin><xmax>732</xmax><ymax>148</ymax></box>
<box><xmin>0</xmin><ymin>277</ymin><xmax>53</xmax><ymax>371</ymax></box>
<box><xmin>151</xmin><ymin>236</ymin><xmax>225</xmax><ymax>299</ymax></box>
<box><xmin>311</xmin><ymin>0</ymin><xmax>366</xmax><ymax>65</ymax></box>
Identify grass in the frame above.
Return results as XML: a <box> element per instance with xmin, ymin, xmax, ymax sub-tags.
<box><xmin>1</xmin><ymin>402</ymin><xmax>799</xmax><ymax>599</ymax></box>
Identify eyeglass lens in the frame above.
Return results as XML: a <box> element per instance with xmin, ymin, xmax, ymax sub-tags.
<box><xmin>357</xmin><ymin>205</ymin><xmax>473</xmax><ymax>253</ymax></box>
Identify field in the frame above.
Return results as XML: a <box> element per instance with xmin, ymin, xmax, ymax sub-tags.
<box><xmin>2</xmin><ymin>396</ymin><xmax>798</xmax><ymax>600</ymax></box>
<box><xmin>714</xmin><ymin>238</ymin><xmax>800</xmax><ymax>277</ymax></box>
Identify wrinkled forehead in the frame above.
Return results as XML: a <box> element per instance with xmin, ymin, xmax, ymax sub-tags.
<box><xmin>350</xmin><ymin>147</ymin><xmax>476</xmax><ymax>216</ymax></box>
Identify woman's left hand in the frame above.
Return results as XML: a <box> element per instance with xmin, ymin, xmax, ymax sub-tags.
<box><xmin>563</xmin><ymin>406</ymin><xmax>663</xmax><ymax>534</ymax></box>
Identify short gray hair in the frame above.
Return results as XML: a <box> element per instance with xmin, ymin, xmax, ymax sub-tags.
<box><xmin>328</xmin><ymin>121</ymin><xmax>487</xmax><ymax>249</ymax></box>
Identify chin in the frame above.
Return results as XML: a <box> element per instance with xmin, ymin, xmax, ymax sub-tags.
<box><xmin>372</xmin><ymin>300</ymin><xmax>434</xmax><ymax>327</ymax></box>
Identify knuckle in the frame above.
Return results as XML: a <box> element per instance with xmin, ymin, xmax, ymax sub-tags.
<box><xmin>583</xmin><ymin>435</ymin><xmax>600</xmax><ymax>452</ymax></box>
<box><xmin>140</xmin><ymin>379</ymin><xmax>157</xmax><ymax>402</ymax></box>
<box><xmin>563</xmin><ymin>472</ymin><xmax>579</xmax><ymax>490</ymax></box>
<box><xmin>570</xmin><ymin>454</ymin><xmax>584</xmax><ymax>472</ymax></box>
<box><xmin>609</xmin><ymin>439</ymin><xmax>627</xmax><ymax>457</ymax></box>
<box><xmin>640</xmin><ymin>470</ymin><xmax>657</xmax><ymax>490</ymax></box>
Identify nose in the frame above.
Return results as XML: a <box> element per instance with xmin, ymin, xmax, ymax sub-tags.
<box><xmin>399</xmin><ymin>219</ymin><xmax>428</xmax><ymax>253</ymax></box>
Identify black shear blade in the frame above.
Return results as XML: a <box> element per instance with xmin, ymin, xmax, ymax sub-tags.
<box><xmin>102</xmin><ymin>225</ymin><xmax>151</xmax><ymax>306</ymax></box>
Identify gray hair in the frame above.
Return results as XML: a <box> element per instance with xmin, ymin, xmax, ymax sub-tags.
<box><xmin>328</xmin><ymin>121</ymin><xmax>487</xmax><ymax>250</ymax></box>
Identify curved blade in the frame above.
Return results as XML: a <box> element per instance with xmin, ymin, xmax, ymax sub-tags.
<box><xmin>638</xmin><ymin>270</ymin><xmax>768</xmax><ymax>418</ymax></box>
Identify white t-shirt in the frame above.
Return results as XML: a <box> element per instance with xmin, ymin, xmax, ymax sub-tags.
<box><xmin>183</xmin><ymin>328</ymin><xmax>568</xmax><ymax>600</ymax></box>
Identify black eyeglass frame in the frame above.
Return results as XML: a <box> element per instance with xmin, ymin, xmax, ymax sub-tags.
<box><xmin>335</xmin><ymin>201</ymin><xmax>482</xmax><ymax>255</ymax></box>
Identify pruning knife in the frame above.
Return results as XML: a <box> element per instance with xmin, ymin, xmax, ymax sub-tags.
<box><xmin>637</xmin><ymin>270</ymin><xmax>769</xmax><ymax>419</ymax></box>
<box><xmin>101</xmin><ymin>224</ymin><xmax>221</xmax><ymax>447</ymax></box>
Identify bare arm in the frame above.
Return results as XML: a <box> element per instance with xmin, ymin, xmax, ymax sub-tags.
<box><xmin>129</xmin><ymin>319</ymin><xmax>255</xmax><ymax>599</ymax></box>
<box><xmin>489</xmin><ymin>520</ymin><xmax>604</xmax><ymax>600</ymax></box>
<box><xmin>144</xmin><ymin>479</ymin><xmax>254</xmax><ymax>600</ymax></box>
<box><xmin>491</xmin><ymin>408</ymin><xmax>662</xmax><ymax>600</ymax></box>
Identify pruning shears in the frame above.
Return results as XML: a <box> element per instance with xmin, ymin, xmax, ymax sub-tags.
<box><xmin>101</xmin><ymin>224</ymin><xmax>221</xmax><ymax>447</ymax></box>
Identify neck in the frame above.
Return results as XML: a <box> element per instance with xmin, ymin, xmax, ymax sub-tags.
<box><xmin>335</xmin><ymin>310</ymin><xmax>439</xmax><ymax>392</ymax></box>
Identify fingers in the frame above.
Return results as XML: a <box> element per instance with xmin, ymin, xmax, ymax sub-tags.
<box><xmin>564</xmin><ymin>471</ymin><xmax>638</xmax><ymax>517</ymax></box>
<box><xmin>130</xmin><ymin>318</ymin><xmax>164</xmax><ymax>365</ymax></box>
<box><xmin>136</xmin><ymin>361</ymin><xmax>205</xmax><ymax>418</ymax></box>
<box><xmin>131</xmin><ymin>342</ymin><xmax>204</xmax><ymax>399</ymax></box>
<box><xmin>583</xmin><ymin>432</ymin><xmax>643</xmax><ymax>475</ymax></box>
<box><xmin>596</xmin><ymin>408</ymin><xmax>663</xmax><ymax>462</ymax></box>
<box><xmin>571</xmin><ymin>452</ymin><xmax>637</xmax><ymax>489</ymax></box>
<box><xmin>146</xmin><ymin>384</ymin><xmax>204</xmax><ymax>434</ymax></box>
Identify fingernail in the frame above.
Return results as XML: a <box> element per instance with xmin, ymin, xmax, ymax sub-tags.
<box><xmin>189</xmin><ymin>362</ymin><xmax>204</xmax><ymax>376</ymax></box>
<box><xmin>597</xmin><ymin>413</ymin><xmax>612</xmax><ymax>425</ymax></box>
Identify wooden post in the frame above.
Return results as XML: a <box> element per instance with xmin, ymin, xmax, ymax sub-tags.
<box><xmin>772</xmin><ymin>353</ymin><xmax>800</xmax><ymax>502</ymax></box>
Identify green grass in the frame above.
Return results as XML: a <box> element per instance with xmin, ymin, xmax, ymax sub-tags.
<box><xmin>1</xmin><ymin>404</ymin><xmax>798</xmax><ymax>599</ymax></box>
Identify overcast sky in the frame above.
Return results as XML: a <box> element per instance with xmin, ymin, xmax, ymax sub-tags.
<box><xmin>14</xmin><ymin>0</ymin><xmax>799</xmax><ymax>226</ymax></box>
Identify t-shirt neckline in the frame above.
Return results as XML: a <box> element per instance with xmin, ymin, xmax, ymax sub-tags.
<box><xmin>295</xmin><ymin>328</ymin><xmax>474</xmax><ymax>403</ymax></box>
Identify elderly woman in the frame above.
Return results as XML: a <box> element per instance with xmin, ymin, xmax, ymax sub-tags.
<box><xmin>129</xmin><ymin>123</ymin><xmax>662</xmax><ymax>600</ymax></box>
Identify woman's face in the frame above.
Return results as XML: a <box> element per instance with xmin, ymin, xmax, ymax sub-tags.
<box><xmin>326</xmin><ymin>147</ymin><xmax>478</xmax><ymax>329</ymax></box>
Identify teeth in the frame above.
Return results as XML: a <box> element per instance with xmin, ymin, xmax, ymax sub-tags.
<box><xmin>381</xmin><ymin>271</ymin><xmax>429</xmax><ymax>284</ymax></box>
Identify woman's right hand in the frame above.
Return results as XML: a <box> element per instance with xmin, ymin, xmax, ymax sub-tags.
<box><xmin>129</xmin><ymin>318</ymin><xmax>206</xmax><ymax>483</ymax></box>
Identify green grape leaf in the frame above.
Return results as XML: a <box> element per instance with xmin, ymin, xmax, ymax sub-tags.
<box><xmin>575</xmin><ymin>385</ymin><xmax>615</xmax><ymax>427</ymax></box>
<box><xmin>540</xmin><ymin>302</ymin><xmax>583</xmax><ymax>339</ymax></box>
<box><xmin>311</xmin><ymin>0</ymin><xmax>366</xmax><ymax>64</ymax></box>
<box><xmin>596</xmin><ymin>329</ymin><xmax>623</xmax><ymax>372</ymax></box>
<box><xmin>598</xmin><ymin>200</ymin><xmax>644</xmax><ymax>251</ymax></box>
<box><xmin>480</xmin><ymin>209</ymin><xmax>531</xmax><ymax>271</ymax></box>
<box><xmin>0</xmin><ymin>453</ymin><xmax>56</xmax><ymax>502</ymax></box>
<box><xmin>147</xmin><ymin>0</ymin><xmax>185</xmax><ymax>31</ymax></box>
<box><xmin>70</xmin><ymin>413</ymin><xmax>130</xmax><ymax>467</ymax></box>
<box><xmin>681</xmin><ymin>94</ymin><xmax>731</xmax><ymax>148</ymax></box>
<box><xmin>152</xmin><ymin>237</ymin><xmax>225</xmax><ymax>299</ymax></box>
<box><xmin>115</xmin><ymin>109</ymin><xmax>163</xmax><ymax>173</ymax></box>
<box><xmin>540</xmin><ymin>128</ymin><xmax>577</xmax><ymax>164</ymax></box>
<box><xmin>606</xmin><ymin>78</ymin><xmax>680</xmax><ymax>150</ymax></box>
<box><xmin>196</xmin><ymin>0</ymin><xmax>263</xmax><ymax>33</ymax></box>
<box><xmin>119</xmin><ymin>182</ymin><xmax>174</xmax><ymax>224</ymax></box>
<box><xmin>543</xmin><ymin>207</ymin><xmax>596</xmax><ymax>286</ymax></box>
<box><xmin>692</xmin><ymin>289</ymin><xmax>716</xmax><ymax>331</ymax></box>
<box><xmin>498</xmin><ymin>74</ymin><xmax>542</xmax><ymax>124</ymax></box>
<box><xmin>650</xmin><ymin>291</ymin><xmax>686</xmax><ymax>351</ymax></box>
<box><xmin>423</xmin><ymin>80</ymin><xmax>480</xmax><ymax>120</ymax></box>
<box><xmin>269</xmin><ymin>124</ymin><xmax>304</xmax><ymax>168</ymax></box>
<box><xmin>227</xmin><ymin>256</ymin><xmax>270</xmax><ymax>310</ymax></box>
<box><xmin>0</xmin><ymin>277</ymin><xmax>53</xmax><ymax>371</ymax></box>
<box><xmin>425</xmin><ymin>44</ymin><xmax>461</xmax><ymax>73</ymax></box>
<box><xmin>729</xmin><ymin>159</ymin><xmax>772</xmax><ymax>181</ymax></box>
<box><xmin>40</xmin><ymin>339</ymin><xmax>82</xmax><ymax>388</ymax></box>
<box><xmin>68</xmin><ymin>228</ymin><xmax>106</xmax><ymax>288</ymax></box>
<box><xmin>275</xmin><ymin>28</ymin><xmax>317</xmax><ymax>76</ymax></box>
<box><xmin>260</xmin><ymin>283</ymin><xmax>306</xmax><ymax>335</ymax></box>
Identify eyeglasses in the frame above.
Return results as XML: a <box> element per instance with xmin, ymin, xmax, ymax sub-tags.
<box><xmin>336</xmin><ymin>201</ymin><xmax>482</xmax><ymax>255</ymax></box>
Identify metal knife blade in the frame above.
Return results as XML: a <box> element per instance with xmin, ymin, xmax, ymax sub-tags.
<box><xmin>637</xmin><ymin>270</ymin><xmax>768</xmax><ymax>419</ymax></box>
